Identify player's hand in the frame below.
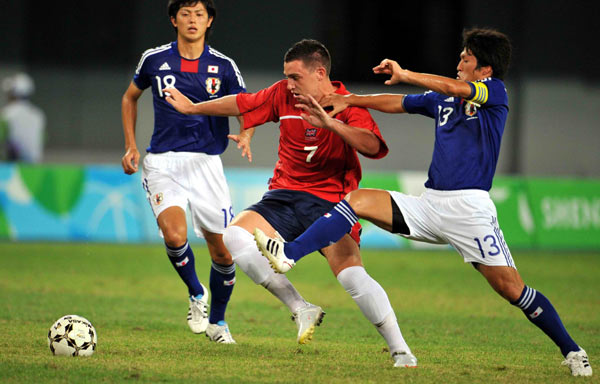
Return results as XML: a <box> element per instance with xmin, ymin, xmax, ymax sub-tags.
<box><xmin>228</xmin><ymin>128</ymin><xmax>254</xmax><ymax>163</ymax></box>
<box><xmin>373</xmin><ymin>59</ymin><xmax>406</xmax><ymax>85</ymax></box>
<box><xmin>321</xmin><ymin>93</ymin><xmax>349</xmax><ymax>117</ymax></box>
<box><xmin>294</xmin><ymin>94</ymin><xmax>334</xmax><ymax>130</ymax></box>
<box><xmin>121</xmin><ymin>147</ymin><xmax>140</xmax><ymax>175</ymax></box>
<box><xmin>164</xmin><ymin>87</ymin><xmax>194</xmax><ymax>114</ymax></box>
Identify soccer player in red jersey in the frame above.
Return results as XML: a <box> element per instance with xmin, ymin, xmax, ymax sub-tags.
<box><xmin>165</xmin><ymin>39</ymin><xmax>417</xmax><ymax>366</ymax></box>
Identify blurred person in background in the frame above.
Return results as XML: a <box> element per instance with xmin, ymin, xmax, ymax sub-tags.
<box><xmin>1</xmin><ymin>73</ymin><xmax>46</xmax><ymax>163</ymax></box>
<box><xmin>120</xmin><ymin>0</ymin><xmax>250</xmax><ymax>344</ymax></box>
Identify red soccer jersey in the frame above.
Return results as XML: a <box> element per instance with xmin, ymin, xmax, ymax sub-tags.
<box><xmin>236</xmin><ymin>80</ymin><xmax>388</xmax><ymax>203</ymax></box>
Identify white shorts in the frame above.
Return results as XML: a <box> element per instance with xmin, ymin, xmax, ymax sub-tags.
<box><xmin>389</xmin><ymin>189</ymin><xmax>515</xmax><ymax>267</ymax></box>
<box><xmin>142</xmin><ymin>152</ymin><xmax>234</xmax><ymax>238</ymax></box>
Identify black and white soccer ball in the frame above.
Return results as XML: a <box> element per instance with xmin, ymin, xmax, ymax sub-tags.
<box><xmin>47</xmin><ymin>315</ymin><xmax>97</xmax><ymax>356</ymax></box>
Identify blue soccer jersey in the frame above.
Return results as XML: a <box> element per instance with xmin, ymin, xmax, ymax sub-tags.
<box><xmin>133</xmin><ymin>41</ymin><xmax>246</xmax><ymax>154</ymax></box>
<box><xmin>403</xmin><ymin>77</ymin><xmax>508</xmax><ymax>191</ymax></box>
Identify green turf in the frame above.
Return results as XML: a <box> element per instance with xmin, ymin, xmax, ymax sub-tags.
<box><xmin>0</xmin><ymin>242</ymin><xmax>598</xmax><ymax>383</ymax></box>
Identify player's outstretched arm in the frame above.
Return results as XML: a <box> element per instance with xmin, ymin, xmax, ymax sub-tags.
<box><xmin>121</xmin><ymin>81</ymin><xmax>143</xmax><ymax>175</ymax></box>
<box><xmin>227</xmin><ymin>117</ymin><xmax>254</xmax><ymax>163</ymax></box>
<box><xmin>164</xmin><ymin>87</ymin><xmax>241</xmax><ymax>116</ymax></box>
<box><xmin>295</xmin><ymin>94</ymin><xmax>380</xmax><ymax>156</ymax></box>
<box><xmin>321</xmin><ymin>92</ymin><xmax>406</xmax><ymax>114</ymax></box>
<box><xmin>374</xmin><ymin>58</ymin><xmax>472</xmax><ymax>98</ymax></box>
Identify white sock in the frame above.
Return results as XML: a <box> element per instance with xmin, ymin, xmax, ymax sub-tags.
<box><xmin>223</xmin><ymin>225</ymin><xmax>307</xmax><ymax>313</ymax></box>
<box><xmin>337</xmin><ymin>266</ymin><xmax>411</xmax><ymax>354</ymax></box>
<box><xmin>376</xmin><ymin>312</ymin><xmax>411</xmax><ymax>355</ymax></box>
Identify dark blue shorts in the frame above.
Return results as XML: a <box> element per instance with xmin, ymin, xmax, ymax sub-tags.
<box><xmin>246</xmin><ymin>189</ymin><xmax>361</xmax><ymax>244</ymax></box>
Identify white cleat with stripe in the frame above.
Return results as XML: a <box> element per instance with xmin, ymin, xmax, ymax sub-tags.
<box><xmin>254</xmin><ymin>228</ymin><xmax>295</xmax><ymax>274</ymax></box>
<box><xmin>562</xmin><ymin>349</ymin><xmax>592</xmax><ymax>377</ymax></box>
<box><xmin>187</xmin><ymin>283</ymin><xmax>210</xmax><ymax>334</ymax></box>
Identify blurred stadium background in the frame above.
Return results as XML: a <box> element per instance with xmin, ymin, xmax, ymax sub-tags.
<box><xmin>0</xmin><ymin>0</ymin><xmax>599</xmax><ymax>247</ymax></box>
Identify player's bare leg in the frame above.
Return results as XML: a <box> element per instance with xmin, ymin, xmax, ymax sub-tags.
<box><xmin>158</xmin><ymin>206</ymin><xmax>188</xmax><ymax>249</ymax></box>
<box><xmin>323</xmin><ymin>236</ymin><xmax>416</xmax><ymax>367</ymax></box>
<box><xmin>344</xmin><ymin>189</ymin><xmax>394</xmax><ymax>232</ymax></box>
<box><xmin>222</xmin><ymin>210</ymin><xmax>322</xmax><ymax>343</ymax></box>
<box><xmin>158</xmin><ymin>207</ymin><xmax>209</xmax><ymax>333</ymax></box>
<box><xmin>474</xmin><ymin>264</ymin><xmax>524</xmax><ymax>301</ymax></box>
<box><xmin>202</xmin><ymin>229</ymin><xmax>236</xmax><ymax>343</ymax></box>
<box><xmin>476</xmin><ymin>263</ymin><xmax>591</xmax><ymax>376</ymax></box>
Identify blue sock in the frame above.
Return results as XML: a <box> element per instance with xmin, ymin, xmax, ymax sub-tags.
<box><xmin>166</xmin><ymin>241</ymin><xmax>204</xmax><ymax>297</ymax></box>
<box><xmin>209</xmin><ymin>261</ymin><xmax>235</xmax><ymax>324</ymax></box>
<box><xmin>285</xmin><ymin>200</ymin><xmax>358</xmax><ymax>262</ymax></box>
<box><xmin>512</xmin><ymin>286</ymin><xmax>580</xmax><ymax>357</ymax></box>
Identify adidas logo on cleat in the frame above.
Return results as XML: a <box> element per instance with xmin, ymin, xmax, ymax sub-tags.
<box><xmin>267</xmin><ymin>239</ymin><xmax>279</xmax><ymax>255</ymax></box>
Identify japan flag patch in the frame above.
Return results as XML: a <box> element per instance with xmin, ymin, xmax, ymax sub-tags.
<box><xmin>208</xmin><ymin>65</ymin><xmax>219</xmax><ymax>73</ymax></box>
<box><xmin>176</xmin><ymin>257</ymin><xmax>189</xmax><ymax>267</ymax></box>
<box><xmin>529</xmin><ymin>306</ymin><xmax>544</xmax><ymax>319</ymax></box>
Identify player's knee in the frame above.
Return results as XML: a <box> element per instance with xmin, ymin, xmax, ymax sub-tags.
<box><xmin>163</xmin><ymin>228</ymin><xmax>187</xmax><ymax>248</ymax></box>
<box><xmin>344</xmin><ymin>190</ymin><xmax>364</xmax><ymax>215</ymax></box>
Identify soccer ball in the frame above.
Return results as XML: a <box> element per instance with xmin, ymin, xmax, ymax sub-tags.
<box><xmin>47</xmin><ymin>315</ymin><xmax>97</xmax><ymax>356</ymax></box>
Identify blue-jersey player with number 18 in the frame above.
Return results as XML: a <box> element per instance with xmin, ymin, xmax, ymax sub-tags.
<box><xmin>121</xmin><ymin>0</ymin><xmax>251</xmax><ymax>344</ymax></box>
<box><xmin>254</xmin><ymin>28</ymin><xmax>592</xmax><ymax>376</ymax></box>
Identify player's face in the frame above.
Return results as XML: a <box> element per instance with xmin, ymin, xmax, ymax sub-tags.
<box><xmin>456</xmin><ymin>48</ymin><xmax>487</xmax><ymax>82</ymax></box>
<box><xmin>171</xmin><ymin>2</ymin><xmax>213</xmax><ymax>43</ymax></box>
<box><xmin>284</xmin><ymin>60</ymin><xmax>322</xmax><ymax>99</ymax></box>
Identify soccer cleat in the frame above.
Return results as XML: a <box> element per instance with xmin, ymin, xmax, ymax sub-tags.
<box><xmin>187</xmin><ymin>283</ymin><xmax>210</xmax><ymax>334</ymax></box>
<box><xmin>392</xmin><ymin>351</ymin><xmax>418</xmax><ymax>368</ymax></box>
<box><xmin>292</xmin><ymin>303</ymin><xmax>325</xmax><ymax>344</ymax></box>
<box><xmin>254</xmin><ymin>228</ymin><xmax>295</xmax><ymax>273</ymax></box>
<box><xmin>206</xmin><ymin>321</ymin><xmax>236</xmax><ymax>344</ymax></box>
<box><xmin>562</xmin><ymin>349</ymin><xmax>592</xmax><ymax>376</ymax></box>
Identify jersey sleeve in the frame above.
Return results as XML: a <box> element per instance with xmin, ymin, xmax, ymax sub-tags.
<box><xmin>223</xmin><ymin>59</ymin><xmax>246</xmax><ymax>95</ymax></box>
<box><xmin>402</xmin><ymin>92</ymin><xmax>437</xmax><ymax>118</ymax></box>
<box><xmin>235</xmin><ymin>82</ymin><xmax>281</xmax><ymax>129</ymax></box>
<box><xmin>467</xmin><ymin>78</ymin><xmax>507</xmax><ymax>107</ymax></box>
<box><xmin>341</xmin><ymin>107</ymin><xmax>389</xmax><ymax>159</ymax></box>
<box><xmin>132</xmin><ymin>52</ymin><xmax>152</xmax><ymax>90</ymax></box>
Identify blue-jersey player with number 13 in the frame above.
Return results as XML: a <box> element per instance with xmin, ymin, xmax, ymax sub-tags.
<box><xmin>255</xmin><ymin>28</ymin><xmax>592</xmax><ymax>376</ymax></box>
<box><xmin>121</xmin><ymin>0</ymin><xmax>251</xmax><ymax>344</ymax></box>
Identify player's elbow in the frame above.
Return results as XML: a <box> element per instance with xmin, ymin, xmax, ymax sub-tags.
<box><xmin>359</xmin><ymin>137</ymin><xmax>381</xmax><ymax>157</ymax></box>
<box><xmin>122</xmin><ymin>93</ymin><xmax>137</xmax><ymax>108</ymax></box>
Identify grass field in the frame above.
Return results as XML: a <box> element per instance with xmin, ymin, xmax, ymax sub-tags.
<box><xmin>1</xmin><ymin>242</ymin><xmax>598</xmax><ymax>383</ymax></box>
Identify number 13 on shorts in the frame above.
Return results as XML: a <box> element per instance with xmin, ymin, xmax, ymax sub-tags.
<box><xmin>474</xmin><ymin>235</ymin><xmax>501</xmax><ymax>258</ymax></box>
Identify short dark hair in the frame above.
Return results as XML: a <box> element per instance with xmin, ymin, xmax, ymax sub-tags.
<box><xmin>284</xmin><ymin>39</ymin><xmax>332</xmax><ymax>75</ymax></box>
<box><xmin>167</xmin><ymin>0</ymin><xmax>216</xmax><ymax>36</ymax></box>
<box><xmin>462</xmin><ymin>28</ymin><xmax>512</xmax><ymax>80</ymax></box>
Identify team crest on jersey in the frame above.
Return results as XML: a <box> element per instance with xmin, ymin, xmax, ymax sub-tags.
<box><xmin>305</xmin><ymin>128</ymin><xmax>318</xmax><ymax>141</ymax></box>
<box><xmin>154</xmin><ymin>192</ymin><xmax>163</xmax><ymax>205</ymax></box>
<box><xmin>464</xmin><ymin>101</ymin><xmax>478</xmax><ymax>117</ymax></box>
<box><xmin>206</xmin><ymin>77</ymin><xmax>221</xmax><ymax>95</ymax></box>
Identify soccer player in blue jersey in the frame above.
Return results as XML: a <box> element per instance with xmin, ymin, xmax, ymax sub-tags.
<box><xmin>121</xmin><ymin>0</ymin><xmax>251</xmax><ymax>344</ymax></box>
<box><xmin>255</xmin><ymin>28</ymin><xmax>592</xmax><ymax>376</ymax></box>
